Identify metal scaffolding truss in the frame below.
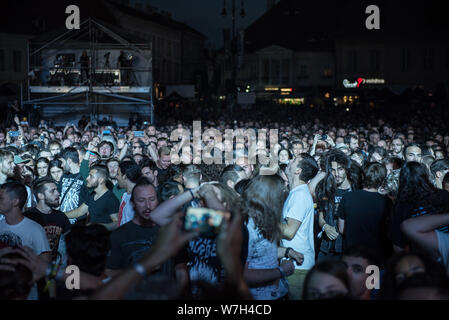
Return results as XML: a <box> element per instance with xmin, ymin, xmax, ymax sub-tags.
<box><xmin>22</xmin><ymin>17</ymin><xmax>154</xmax><ymax>124</ymax></box>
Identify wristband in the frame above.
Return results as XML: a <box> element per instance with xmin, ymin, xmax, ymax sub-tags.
<box><xmin>188</xmin><ymin>189</ymin><xmax>194</xmax><ymax>200</ymax></box>
<box><xmin>134</xmin><ymin>263</ymin><xmax>146</xmax><ymax>277</ymax></box>
<box><xmin>278</xmin><ymin>266</ymin><xmax>286</xmax><ymax>278</ymax></box>
<box><xmin>284</xmin><ymin>247</ymin><xmax>292</xmax><ymax>259</ymax></box>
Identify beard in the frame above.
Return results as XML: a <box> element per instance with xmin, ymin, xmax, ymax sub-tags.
<box><xmin>87</xmin><ymin>180</ymin><xmax>99</xmax><ymax>189</ymax></box>
<box><xmin>45</xmin><ymin>198</ymin><xmax>60</xmax><ymax>209</ymax></box>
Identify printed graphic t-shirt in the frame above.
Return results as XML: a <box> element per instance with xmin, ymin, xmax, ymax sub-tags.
<box><xmin>24</xmin><ymin>208</ymin><xmax>71</xmax><ymax>260</ymax></box>
<box><xmin>0</xmin><ymin>217</ymin><xmax>50</xmax><ymax>255</ymax></box>
<box><xmin>58</xmin><ymin>173</ymin><xmax>90</xmax><ymax>213</ymax></box>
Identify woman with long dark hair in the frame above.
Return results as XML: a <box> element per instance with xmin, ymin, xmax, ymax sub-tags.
<box><xmin>35</xmin><ymin>157</ymin><xmax>50</xmax><ymax>179</ymax></box>
<box><xmin>392</xmin><ymin>162</ymin><xmax>449</xmax><ymax>252</ymax></box>
<box><xmin>242</xmin><ymin>174</ymin><xmax>301</xmax><ymax>300</ymax></box>
<box><xmin>48</xmin><ymin>159</ymin><xmax>64</xmax><ymax>184</ymax></box>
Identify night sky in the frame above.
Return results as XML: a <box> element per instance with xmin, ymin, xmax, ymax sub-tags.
<box><xmin>130</xmin><ymin>0</ymin><xmax>270</xmax><ymax>48</ymax></box>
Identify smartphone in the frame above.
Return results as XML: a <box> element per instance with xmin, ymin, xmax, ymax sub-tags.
<box><xmin>134</xmin><ymin>131</ymin><xmax>144</xmax><ymax>137</ymax></box>
<box><xmin>9</xmin><ymin>131</ymin><xmax>20</xmax><ymax>137</ymax></box>
<box><xmin>103</xmin><ymin>130</ymin><xmax>111</xmax><ymax>135</ymax></box>
<box><xmin>184</xmin><ymin>207</ymin><xmax>230</xmax><ymax>237</ymax></box>
<box><xmin>321</xmin><ymin>134</ymin><xmax>328</xmax><ymax>141</ymax></box>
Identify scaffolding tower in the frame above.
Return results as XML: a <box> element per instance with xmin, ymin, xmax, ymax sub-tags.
<box><xmin>23</xmin><ymin>18</ymin><xmax>153</xmax><ymax>126</ymax></box>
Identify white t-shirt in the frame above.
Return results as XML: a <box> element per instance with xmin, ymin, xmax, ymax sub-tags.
<box><xmin>0</xmin><ymin>217</ymin><xmax>50</xmax><ymax>255</ymax></box>
<box><xmin>119</xmin><ymin>192</ymin><xmax>135</xmax><ymax>226</ymax></box>
<box><xmin>281</xmin><ymin>184</ymin><xmax>315</xmax><ymax>270</ymax></box>
<box><xmin>436</xmin><ymin>230</ymin><xmax>449</xmax><ymax>275</ymax></box>
<box><xmin>246</xmin><ymin>218</ymin><xmax>288</xmax><ymax>300</ymax></box>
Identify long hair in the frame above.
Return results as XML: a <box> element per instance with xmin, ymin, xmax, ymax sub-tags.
<box><xmin>396</xmin><ymin>162</ymin><xmax>445</xmax><ymax>215</ymax></box>
<box><xmin>319</xmin><ymin>150</ymin><xmax>353</xmax><ymax>217</ymax></box>
<box><xmin>242</xmin><ymin>174</ymin><xmax>287</xmax><ymax>242</ymax></box>
<box><xmin>209</xmin><ymin>182</ymin><xmax>240</xmax><ymax>211</ymax></box>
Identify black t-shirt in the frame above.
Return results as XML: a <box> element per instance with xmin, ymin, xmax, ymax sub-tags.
<box><xmin>88</xmin><ymin>190</ymin><xmax>120</xmax><ymax>224</ymax></box>
<box><xmin>156</xmin><ymin>167</ymin><xmax>171</xmax><ymax>185</ymax></box>
<box><xmin>58</xmin><ymin>173</ymin><xmax>90</xmax><ymax>213</ymax></box>
<box><xmin>392</xmin><ymin>189</ymin><xmax>449</xmax><ymax>249</ymax></box>
<box><xmin>337</xmin><ymin>190</ymin><xmax>392</xmax><ymax>263</ymax></box>
<box><xmin>320</xmin><ymin>187</ymin><xmax>351</xmax><ymax>254</ymax></box>
<box><xmin>187</xmin><ymin>223</ymin><xmax>249</xmax><ymax>298</ymax></box>
<box><xmin>24</xmin><ymin>207</ymin><xmax>71</xmax><ymax>260</ymax></box>
<box><xmin>106</xmin><ymin>221</ymin><xmax>186</xmax><ymax>280</ymax></box>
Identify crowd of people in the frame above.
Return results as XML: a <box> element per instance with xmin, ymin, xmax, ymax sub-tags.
<box><xmin>1</xmin><ymin>99</ymin><xmax>449</xmax><ymax>300</ymax></box>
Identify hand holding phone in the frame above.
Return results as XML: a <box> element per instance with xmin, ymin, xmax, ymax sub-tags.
<box><xmin>184</xmin><ymin>207</ymin><xmax>230</xmax><ymax>237</ymax></box>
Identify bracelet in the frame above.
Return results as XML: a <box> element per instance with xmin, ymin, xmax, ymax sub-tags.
<box><xmin>278</xmin><ymin>266</ymin><xmax>286</xmax><ymax>278</ymax></box>
<box><xmin>188</xmin><ymin>189</ymin><xmax>194</xmax><ymax>200</ymax></box>
<box><xmin>134</xmin><ymin>263</ymin><xmax>147</xmax><ymax>277</ymax></box>
<box><xmin>284</xmin><ymin>247</ymin><xmax>292</xmax><ymax>259</ymax></box>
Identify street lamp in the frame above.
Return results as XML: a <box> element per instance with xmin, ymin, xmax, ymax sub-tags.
<box><xmin>221</xmin><ymin>0</ymin><xmax>246</xmax><ymax>112</ymax></box>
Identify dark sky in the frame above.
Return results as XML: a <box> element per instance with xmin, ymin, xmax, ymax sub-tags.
<box><xmin>130</xmin><ymin>0</ymin><xmax>271</xmax><ymax>48</ymax></box>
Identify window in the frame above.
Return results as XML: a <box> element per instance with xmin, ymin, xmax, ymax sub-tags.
<box><xmin>13</xmin><ymin>51</ymin><xmax>22</xmax><ymax>72</ymax></box>
<box><xmin>323</xmin><ymin>64</ymin><xmax>333</xmax><ymax>78</ymax></box>
<box><xmin>262</xmin><ymin>59</ymin><xmax>269</xmax><ymax>83</ymax></box>
<box><xmin>167</xmin><ymin>40</ymin><xmax>171</xmax><ymax>57</ymax></box>
<box><xmin>401</xmin><ymin>48</ymin><xmax>412</xmax><ymax>71</ymax></box>
<box><xmin>0</xmin><ymin>50</ymin><xmax>4</xmax><ymax>71</ymax></box>
<box><xmin>423</xmin><ymin>48</ymin><xmax>434</xmax><ymax>70</ymax></box>
<box><xmin>370</xmin><ymin>50</ymin><xmax>380</xmax><ymax>72</ymax></box>
<box><xmin>272</xmin><ymin>59</ymin><xmax>280</xmax><ymax>84</ymax></box>
<box><xmin>251</xmin><ymin>63</ymin><xmax>257</xmax><ymax>79</ymax></box>
<box><xmin>281</xmin><ymin>59</ymin><xmax>290</xmax><ymax>84</ymax></box>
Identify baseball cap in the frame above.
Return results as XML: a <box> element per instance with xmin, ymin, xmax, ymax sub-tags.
<box><xmin>14</xmin><ymin>155</ymin><xmax>30</xmax><ymax>165</ymax></box>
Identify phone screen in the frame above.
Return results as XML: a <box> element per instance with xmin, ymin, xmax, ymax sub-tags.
<box><xmin>134</xmin><ymin>131</ymin><xmax>144</xmax><ymax>137</ymax></box>
<box><xmin>184</xmin><ymin>207</ymin><xmax>230</xmax><ymax>237</ymax></box>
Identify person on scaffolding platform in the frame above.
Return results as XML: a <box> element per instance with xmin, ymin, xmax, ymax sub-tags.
<box><xmin>117</xmin><ymin>51</ymin><xmax>129</xmax><ymax>86</ymax></box>
<box><xmin>79</xmin><ymin>50</ymin><xmax>90</xmax><ymax>85</ymax></box>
